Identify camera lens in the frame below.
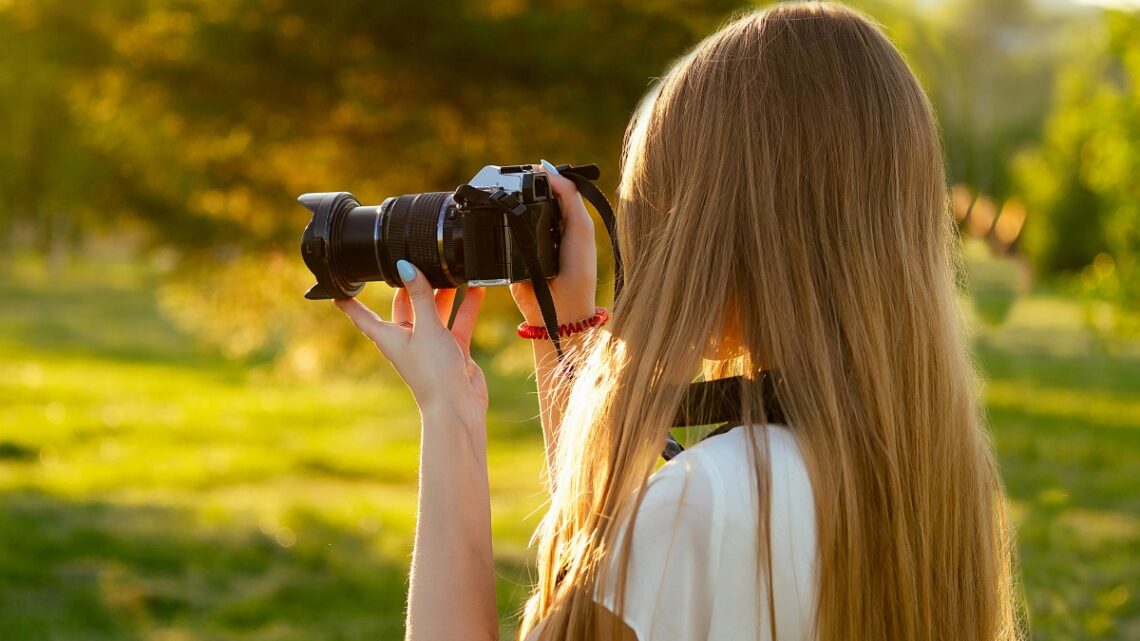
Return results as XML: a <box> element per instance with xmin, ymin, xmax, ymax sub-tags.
<box><xmin>299</xmin><ymin>190</ymin><xmax>463</xmax><ymax>300</ymax></box>
<box><xmin>336</xmin><ymin>203</ymin><xmax>384</xmax><ymax>283</ymax></box>
<box><xmin>377</xmin><ymin>192</ymin><xmax>457</xmax><ymax>288</ymax></box>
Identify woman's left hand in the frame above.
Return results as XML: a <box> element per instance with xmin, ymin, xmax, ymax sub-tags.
<box><xmin>334</xmin><ymin>259</ymin><xmax>488</xmax><ymax>419</ymax></box>
<box><xmin>339</xmin><ymin>260</ymin><xmax>496</xmax><ymax>638</ymax></box>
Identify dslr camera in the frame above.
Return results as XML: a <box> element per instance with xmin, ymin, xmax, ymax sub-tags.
<box><xmin>299</xmin><ymin>164</ymin><xmax>561</xmax><ymax>299</ymax></box>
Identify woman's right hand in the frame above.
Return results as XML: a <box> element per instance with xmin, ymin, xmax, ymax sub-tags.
<box><xmin>510</xmin><ymin>159</ymin><xmax>598</xmax><ymax>327</ymax></box>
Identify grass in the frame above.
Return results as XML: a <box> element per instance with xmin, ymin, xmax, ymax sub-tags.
<box><xmin>1</xmin><ymin>257</ymin><xmax>1137</xmax><ymax>640</ymax></box>
<box><xmin>0</xmin><ymin>259</ymin><xmax>547</xmax><ymax>641</ymax></box>
<box><xmin>971</xmin><ymin>297</ymin><xmax>1140</xmax><ymax>640</ymax></box>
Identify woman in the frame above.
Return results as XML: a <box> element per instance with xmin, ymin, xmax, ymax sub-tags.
<box><xmin>334</xmin><ymin>2</ymin><xmax>1021</xmax><ymax>640</ymax></box>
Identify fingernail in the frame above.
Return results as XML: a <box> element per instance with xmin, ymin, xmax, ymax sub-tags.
<box><xmin>540</xmin><ymin>159</ymin><xmax>561</xmax><ymax>176</ymax></box>
<box><xmin>397</xmin><ymin>259</ymin><xmax>417</xmax><ymax>283</ymax></box>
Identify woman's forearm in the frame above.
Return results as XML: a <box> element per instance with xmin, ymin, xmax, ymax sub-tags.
<box><xmin>405</xmin><ymin>403</ymin><xmax>497</xmax><ymax>641</ymax></box>
<box><xmin>530</xmin><ymin>333</ymin><xmax>590</xmax><ymax>483</ymax></box>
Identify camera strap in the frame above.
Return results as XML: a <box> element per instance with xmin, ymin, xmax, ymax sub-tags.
<box><xmin>454</xmin><ymin>164</ymin><xmax>617</xmax><ymax>362</ymax></box>
<box><xmin>458</xmin><ymin>164</ymin><xmax>785</xmax><ymax>461</ymax></box>
<box><xmin>454</xmin><ymin>183</ymin><xmax>567</xmax><ymax>362</ymax></box>
<box><xmin>553</xmin><ymin>164</ymin><xmax>624</xmax><ymax>300</ymax></box>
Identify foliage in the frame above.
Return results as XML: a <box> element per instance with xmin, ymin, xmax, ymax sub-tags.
<box><xmin>0</xmin><ymin>0</ymin><xmax>747</xmax><ymax>365</ymax></box>
<box><xmin>1013</xmin><ymin>9</ymin><xmax>1140</xmax><ymax>338</ymax></box>
<box><xmin>0</xmin><ymin>0</ymin><xmax>1097</xmax><ymax>367</ymax></box>
<box><xmin>922</xmin><ymin>0</ymin><xmax>1072</xmax><ymax>202</ymax></box>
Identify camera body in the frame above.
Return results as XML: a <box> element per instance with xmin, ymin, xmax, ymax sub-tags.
<box><xmin>299</xmin><ymin>164</ymin><xmax>561</xmax><ymax>299</ymax></box>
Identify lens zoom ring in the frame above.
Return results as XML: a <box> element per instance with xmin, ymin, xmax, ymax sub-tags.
<box><xmin>442</xmin><ymin>223</ymin><xmax>459</xmax><ymax>281</ymax></box>
<box><xmin>406</xmin><ymin>192</ymin><xmax>445</xmax><ymax>266</ymax></box>
<box><xmin>383</xmin><ymin>192</ymin><xmax>450</xmax><ymax>287</ymax></box>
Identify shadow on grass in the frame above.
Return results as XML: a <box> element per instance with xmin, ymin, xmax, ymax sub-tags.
<box><xmin>974</xmin><ymin>330</ymin><xmax>1140</xmax><ymax>512</ymax></box>
<box><xmin>974</xmin><ymin>332</ymin><xmax>1140</xmax><ymax>397</ymax></box>
<box><xmin>0</xmin><ymin>490</ymin><xmax>410</xmax><ymax>641</ymax></box>
<box><xmin>989</xmin><ymin>403</ymin><xmax>1140</xmax><ymax>512</ymax></box>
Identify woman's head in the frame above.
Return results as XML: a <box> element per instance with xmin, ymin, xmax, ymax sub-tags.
<box><xmin>620</xmin><ymin>0</ymin><xmax>947</xmax><ymax>368</ymax></box>
<box><xmin>523</xmin><ymin>3</ymin><xmax>1019</xmax><ymax>640</ymax></box>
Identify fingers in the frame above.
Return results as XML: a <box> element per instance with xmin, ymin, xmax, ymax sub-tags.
<box><xmin>536</xmin><ymin>159</ymin><xmax>578</xmax><ymax>201</ymax></box>
<box><xmin>394</xmin><ymin>283</ymin><xmax>455</xmax><ymax>327</ymax></box>
<box><xmin>335</xmin><ymin>297</ymin><xmax>404</xmax><ymax>354</ymax></box>
<box><xmin>535</xmin><ymin>160</ymin><xmax>597</xmax><ymax>279</ymax></box>
<box><xmin>450</xmin><ymin>287</ymin><xmax>485</xmax><ymax>357</ymax></box>
<box><xmin>392</xmin><ymin>287</ymin><xmax>413</xmax><ymax>326</ymax></box>
<box><xmin>396</xmin><ymin>260</ymin><xmax>443</xmax><ymax>332</ymax></box>
<box><xmin>434</xmin><ymin>287</ymin><xmax>457</xmax><ymax>326</ymax></box>
<box><xmin>509</xmin><ymin>280</ymin><xmax>534</xmax><ymax>303</ymax></box>
<box><xmin>536</xmin><ymin>159</ymin><xmax>595</xmax><ymax>239</ymax></box>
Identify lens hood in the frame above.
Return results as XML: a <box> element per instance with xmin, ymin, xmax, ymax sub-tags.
<box><xmin>298</xmin><ymin>191</ymin><xmax>365</xmax><ymax>300</ymax></box>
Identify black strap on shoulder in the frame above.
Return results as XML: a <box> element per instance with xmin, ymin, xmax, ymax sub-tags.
<box><xmin>674</xmin><ymin>369</ymin><xmax>785</xmax><ymax>425</ymax></box>
<box><xmin>663</xmin><ymin>370</ymin><xmax>789</xmax><ymax>460</ymax></box>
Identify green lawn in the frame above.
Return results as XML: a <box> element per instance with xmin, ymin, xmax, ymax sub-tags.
<box><xmin>1</xmin><ymin>259</ymin><xmax>1137</xmax><ymax>640</ymax></box>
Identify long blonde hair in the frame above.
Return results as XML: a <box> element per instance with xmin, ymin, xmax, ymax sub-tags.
<box><xmin>520</xmin><ymin>3</ymin><xmax>1020</xmax><ymax>640</ymax></box>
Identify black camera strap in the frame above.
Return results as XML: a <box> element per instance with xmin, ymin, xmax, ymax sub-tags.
<box><xmin>554</xmin><ymin>164</ymin><xmax>624</xmax><ymax>301</ymax></box>
<box><xmin>454</xmin><ymin>184</ymin><xmax>566</xmax><ymax>362</ymax></box>
<box><xmin>457</xmin><ymin>164</ymin><xmax>785</xmax><ymax>461</ymax></box>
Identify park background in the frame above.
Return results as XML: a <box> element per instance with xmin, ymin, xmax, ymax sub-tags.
<box><xmin>1</xmin><ymin>0</ymin><xmax>1138</xmax><ymax>639</ymax></box>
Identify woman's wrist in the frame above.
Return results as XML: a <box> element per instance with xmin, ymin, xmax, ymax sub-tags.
<box><xmin>419</xmin><ymin>400</ymin><xmax>486</xmax><ymax>433</ymax></box>
<box><xmin>522</xmin><ymin>302</ymin><xmax>597</xmax><ymax>328</ymax></box>
<box><xmin>521</xmin><ymin>313</ymin><xmax>596</xmax><ymax>328</ymax></box>
<box><xmin>531</xmin><ymin>327</ymin><xmax>591</xmax><ymax>354</ymax></box>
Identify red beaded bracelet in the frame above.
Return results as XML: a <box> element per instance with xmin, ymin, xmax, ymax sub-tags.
<box><xmin>517</xmin><ymin>307</ymin><xmax>610</xmax><ymax>340</ymax></box>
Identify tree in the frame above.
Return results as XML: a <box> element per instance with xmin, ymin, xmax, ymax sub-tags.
<box><xmin>1013</xmin><ymin>9</ymin><xmax>1140</xmax><ymax>337</ymax></box>
<box><xmin>0</xmin><ymin>0</ymin><xmax>739</xmax><ymax>367</ymax></box>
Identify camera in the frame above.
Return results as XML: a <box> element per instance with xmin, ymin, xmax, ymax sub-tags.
<box><xmin>299</xmin><ymin>164</ymin><xmax>561</xmax><ymax>299</ymax></box>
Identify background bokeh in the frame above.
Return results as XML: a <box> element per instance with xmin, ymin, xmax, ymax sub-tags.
<box><xmin>1</xmin><ymin>0</ymin><xmax>1138</xmax><ymax>639</ymax></box>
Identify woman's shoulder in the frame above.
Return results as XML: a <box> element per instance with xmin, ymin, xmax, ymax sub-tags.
<box><xmin>657</xmin><ymin>423</ymin><xmax>814</xmax><ymax>519</ymax></box>
<box><xmin>676</xmin><ymin>423</ymin><xmax>817</xmax><ymax>575</ymax></box>
<box><xmin>684</xmin><ymin>423</ymin><xmax>807</xmax><ymax>472</ymax></box>
<box><xmin>598</xmin><ymin>425</ymin><xmax>817</xmax><ymax>640</ymax></box>
<box><xmin>615</xmin><ymin>424</ymin><xmax>817</xmax><ymax>640</ymax></box>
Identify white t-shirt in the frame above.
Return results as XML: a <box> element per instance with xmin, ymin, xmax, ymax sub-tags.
<box><xmin>596</xmin><ymin>424</ymin><xmax>818</xmax><ymax>641</ymax></box>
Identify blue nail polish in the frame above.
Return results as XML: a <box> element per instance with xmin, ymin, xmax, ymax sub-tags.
<box><xmin>397</xmin><ymin>259</ymin><xmax>417</xmax><ymax>283</ymax></box>
<box><xmin>540</xmin><ymin>159</ymin><xmax>561</xmax><ymax>176</ymax></box>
